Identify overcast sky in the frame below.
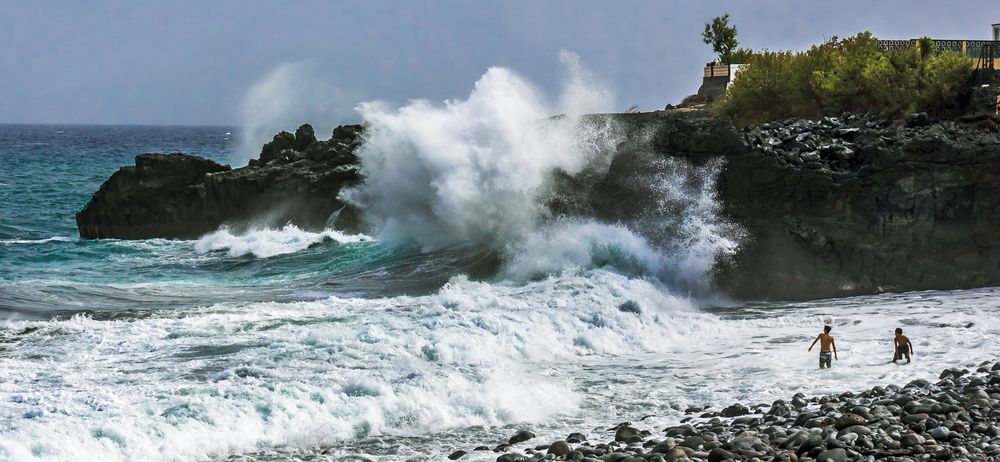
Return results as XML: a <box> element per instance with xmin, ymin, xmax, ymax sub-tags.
<box><xmin>1</xmin><ymin>1</ymin><xmax>996</xmax><ymax>126</ymax></box>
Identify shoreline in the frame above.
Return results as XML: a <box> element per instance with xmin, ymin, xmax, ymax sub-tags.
<box><xmin>461</xmin><ymin>363</ymin><xmax>1000</xmax><ymax>462</ymax></box>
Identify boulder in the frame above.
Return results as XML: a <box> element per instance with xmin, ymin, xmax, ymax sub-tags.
<box><xmin>815</xmin><ymin>448</ymin><xmax>848</xmax><ymax>462</ymax></box>
<box><xmin>508</xmin><ymin>430</ymin><xmax>535</xmax><ymax>445</ymax></box>
<box><xmin>496</xmin><ymin>453</ymin><xmax>530</xmax><ymax>462</ymax></box>
<box><xmin>706</xmin><ymin>448</ymin><xmax>736</xmax><ymax>462</ymax></box>
<box><xmin>614</xmin><ymin>425</ymin><xmax>641</xmax><ymax>442</ymax></box>
<box><xmin>547</xmin><ymin>441</ymin><xmax>573</xmax><ymax>456</ymax></box>
<box><xmin>662</xmin><ymin>448</ymin><xmax>690</xmax><ymax>462</ymax></box>
<box><xmin>720</xmin><ymin>404</ymin><xmax>749</xmax><ymax>417</ymax></box>
<box><xmin>834</xmin><ymin>413</ymin><xmax>866</xmax><ymax>430</ymax></box>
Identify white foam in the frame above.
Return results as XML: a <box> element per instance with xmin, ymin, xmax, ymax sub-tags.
<box><xmin>355</xmin><ymin>51</ymin><xmax>619</xmax><ymax>251</ymax></box>
<box><xmin>0</xmin><ymin>236</ymin><xmax>76</xmax><ymax>245</ymax></box>
<box><xmin>500</xmin><ymin>220</ymin><xmax>666</xmax><ymax>281</ymax></box>
<box><xmin>193</xmin><ymin>225</ymin><xmax>371</xmax><ymax>258</ymax></box>
<box><xmin>0</xmin><ymin>270</ymin><xmax>686</xmax><ymax>461</ymax></box>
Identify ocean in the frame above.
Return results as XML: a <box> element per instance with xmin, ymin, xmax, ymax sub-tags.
<box><xmin>1</xmin><ymin>116</ymin><xmax>999</xmax><ymax>462</ymax></box>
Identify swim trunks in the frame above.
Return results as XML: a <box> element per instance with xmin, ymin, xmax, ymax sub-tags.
<box><xmin>895</xmin><ymin>345</ymin><xmax>910</xmax><ymax>361</ymax></box>
<box><xmin>819</xmin><ymin>351</ymin><xmax>833</xmax><ymax>368</ymax></box>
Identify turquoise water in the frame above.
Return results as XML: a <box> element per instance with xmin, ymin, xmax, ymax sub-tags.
<box><xmin>0</xmin><ymin>125</ymin><xmax>497</xmax><ymax>318</ymax></box>
<box><xmin>0</xmin><ymin>125</ymin><xmax>242</xmax><ymax>316</ymax></box>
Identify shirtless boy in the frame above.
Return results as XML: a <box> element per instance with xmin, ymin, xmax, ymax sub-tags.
<box><xmin>808</xmin><ymin>325</ymin><xmax>838</xmax><ymax>368</ymax></box>
<box><xmin>893</xmin><ymin>327</ymin><xmax>914</xmax><ymax>364</ymax></box>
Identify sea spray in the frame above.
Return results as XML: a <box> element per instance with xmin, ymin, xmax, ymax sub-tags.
<box><xmin>643</xmin><ymin>158</ymin><xmax>743</xmax><ymax>291</ymax></box>
<box><xmin>355</xmin><ymin>52</ymin><xmax>740</xmax><ymax>290</ymax></box>
<box><xmin>355</xmin><ymin>51</ymin><xmax>619</xmax><ymax>251</ymax></box>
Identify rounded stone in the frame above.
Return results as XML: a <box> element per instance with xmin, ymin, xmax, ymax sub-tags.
<box><xmin>509</xmin><ymin>430</ymin><xmax>536</xmax><ymax>445</ymax></box>
<box><xmin>547</xmin><ymin>441</ymin><xmax>573</xmax><ymax>456</ymax></box>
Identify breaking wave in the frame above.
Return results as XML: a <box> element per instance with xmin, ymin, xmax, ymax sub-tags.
<box><xmin>194</xmin><ymin>225</ymin><xmax>371</xmax><ymax>258</ymax></box>
<box><xmin>355</xmin><ymin>51</ymin><xmax>738</xmax><ymax>290</ymax></box>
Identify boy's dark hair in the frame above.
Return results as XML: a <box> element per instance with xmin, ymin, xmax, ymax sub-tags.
<box><xmin>824</xmin><ymin>325</ymin><xmax>832</xmax><ymax>333</ymax></box>
<box><xmin>895</xmin><ymin>327</ymin><xmax>903</xmax><ymax>334</ymax></box>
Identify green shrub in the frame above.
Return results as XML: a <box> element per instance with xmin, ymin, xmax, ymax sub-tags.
<box><xmin>711</xmin><ymin>50</ymin><xmax>817</xmax><ymax>125</ymax></box>
<box><xmin>921</xmin><ymin>51</ymin><xmax>974</xmax><ymax>112</ymax></box>
<box><xmin>728</xmin><ymin>48</ymin><xmax>756</xmax><ymax>64</ymax></box>
<box><xmin>712</xmin><ymin>32</ymin><xmax>973</xmax><ymax>125</ymax></box>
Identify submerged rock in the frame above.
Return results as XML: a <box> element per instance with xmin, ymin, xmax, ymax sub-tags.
<box><xmin>617</xmin><ymin>300</ymin><xmax>642</xmax><ymax>314</ymax></box>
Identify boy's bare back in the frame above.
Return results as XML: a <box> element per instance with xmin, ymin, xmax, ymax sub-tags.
<box><xmin>817</xmin><ymin>333</ymin><xmax>834</xmax><ymax>351</ymax></box>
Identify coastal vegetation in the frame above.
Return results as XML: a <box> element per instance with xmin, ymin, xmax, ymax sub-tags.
<box><xmin>712</xmin><ymin>32</ymin><xmax>973</xmax><ymax>125</ymax></box>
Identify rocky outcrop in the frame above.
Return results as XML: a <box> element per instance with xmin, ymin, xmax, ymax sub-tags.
<box><xmin>76</xmin><ymin>124</ymin><xmax>364</xmax><ymax>240</ymax></box>
<box><xmin>78</xmin><ymin>111</ymin><xmax>1000</xmax><ymax>300</ymax></box>
<box><xmin>716</xmin><ymin>114</ymin><xmax>1000</xmax><ymax>299</ymax></box>
<box><xmin>587</xmin><ymin>111</ymin><xmax>1000</xmax><ymax>300</ymax></box>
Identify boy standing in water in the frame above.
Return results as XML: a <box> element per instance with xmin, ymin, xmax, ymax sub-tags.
<box><xmin>808</xmin><ymin>325</ymin><xmax>838</xmax><ymax>368</ymax></box>
<box><xmin>893</xmin><ymin>328</ymin><xmax>914</xmax><ymax>364</ymax></box>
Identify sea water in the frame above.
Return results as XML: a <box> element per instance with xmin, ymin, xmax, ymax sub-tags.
<box><xmin>2</xmin><ymin>62</ymin><xmax>1000</xmax><ymax>462</ymax></box>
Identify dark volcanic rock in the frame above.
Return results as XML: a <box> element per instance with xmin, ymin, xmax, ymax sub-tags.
<box><xmin>583</xmin><ymin>111</ymin><xmax>1000</xmax><ymax>300</ymax></box>
<box><xmin>76</xmin><ymin>124</ymin><xmax>364</xmax><ymax>240</ymax></box>
<box><xmin>546</xmin><ymin>440</ymin><xmax>573</xmax><ymax>456</ymax></box>
<box><xmin>508</xmin><ymin>429</ymin><xmax>535</xmax><ymax>445</ymax></box>
<box><xmin>720</xmin><ymin>404</ymin><xmax>750</xmax><ymax>417</ymax></box>
<box><xmin>714</xmin><ymin>113</ymin><xmax>1000</xmax><ymax>299</ymax></box>
<box><xmin>617</xmin><ymin>300</ymin><xmax>642</xmax><ymax>314</ymax></box>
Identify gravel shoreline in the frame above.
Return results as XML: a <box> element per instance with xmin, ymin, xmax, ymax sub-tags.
<box><xmin>456</xmin><ymin>363</ymin><xmax>1000</xmax><ymax>462</ymax></box>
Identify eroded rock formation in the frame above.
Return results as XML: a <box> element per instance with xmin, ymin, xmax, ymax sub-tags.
<box><xmin>76</xmin><ymin>124</ymin><xmax>364</xmax><ymax>240</ymax></box>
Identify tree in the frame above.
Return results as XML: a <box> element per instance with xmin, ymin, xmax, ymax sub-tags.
<box><xmin>702</xmin><ymin>14</ymin><xmax>739</xmax><ymax>64</ymax></box>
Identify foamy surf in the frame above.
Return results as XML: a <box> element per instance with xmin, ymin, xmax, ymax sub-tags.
<box><xmin>193</xmin><ymin>225</ymin><xmax>372</xmax><ymax>258</ymax></box>
<box><xmin>1</xmin><ymin>272</ymin><xmax>999</xmax><ymax>461</ymax></box>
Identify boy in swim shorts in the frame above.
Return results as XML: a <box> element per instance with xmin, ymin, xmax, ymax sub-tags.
<box><xmin>893</xmin><ymin>327</ymin><xmax>913</xmax><ymax>364</ymax></box>
<box><xmin>808</xmin><ymin>325</ymin><xmax>838</xmax><ymax>368</ymax></box>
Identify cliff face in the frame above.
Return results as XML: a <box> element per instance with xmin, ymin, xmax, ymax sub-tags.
<box><xmin>715</xmin><ymin>114</ymin><xmax>1000</xmax><ymax>299</ymax></box>
<box><xmin>588</xmin><ymin>111</ymin><xmax>1000</xmax><ymax>300</ymax></box>
<box><xmin>75</xmin><ymin>124</ymin><xmax>364</xmax><ymax>240</ymax></box>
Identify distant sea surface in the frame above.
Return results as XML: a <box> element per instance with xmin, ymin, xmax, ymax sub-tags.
<box><xmin>1</xmin><ymin>124</ymin><xmax>999</xmax><ymax>461</ymax></box>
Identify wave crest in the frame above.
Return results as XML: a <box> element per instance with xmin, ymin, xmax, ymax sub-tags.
<box><xmin>193</xmin><ymin>225</ymin><xmax>370</xmax><ymax>258</ymax></box>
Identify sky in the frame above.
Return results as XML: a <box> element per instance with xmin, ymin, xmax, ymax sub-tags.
<box><xmin>1</xmin><ymin>1</ymin><xmax>997</xmax><ymax>126</ymax></box>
